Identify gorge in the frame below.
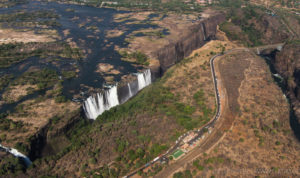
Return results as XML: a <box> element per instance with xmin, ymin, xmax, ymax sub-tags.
<box><xmin>81</xmin><ymin>13</ymin><xmax>225</xmax><ymax>120</ymax></box>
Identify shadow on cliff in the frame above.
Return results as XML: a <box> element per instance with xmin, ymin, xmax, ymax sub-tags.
<box><xmin>261</xmin><ymin>51</ymin><xmax>300</xmax><ymax>142</ymax></box>
<box><xmin>289</xmin><ymin>108</ymin><xmax>300</xmax><ymax>142</ymax></box>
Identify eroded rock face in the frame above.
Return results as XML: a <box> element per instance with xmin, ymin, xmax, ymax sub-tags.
<box><xmin>154</xmin><ymin>14</ymin><xmax>226</xmax><ymax>72</ymax></box>
<box><xmin>274</xmin><ymin>42</ymin><xmax>300</xmax><ymax>123</ymax></box>
<box><xmin>254</xmin><ymin>15</ymin><xmax>289</xmax><ymax>44</ymax></box>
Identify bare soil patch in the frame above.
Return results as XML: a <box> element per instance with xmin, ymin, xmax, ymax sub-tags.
<box><xmin>217</xmin><ymin>50</ymin><xmax>251</xmax><ymax>114</ymax></box>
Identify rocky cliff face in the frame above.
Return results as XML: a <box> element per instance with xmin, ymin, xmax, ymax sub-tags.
<box><xmin>253</xmin><ymin>15</ymin><xmax>290</xmax><ymax>44</ymax></box>
<box><xmin>116</xmin><ymin>14</ymin><xmax>225</xmax><ymax>108</ymax></box>
<box><xmin>28</xmin><ymin>110</ymin><xmax>82</xmax><ymax>160</ymax></box>
<box><xmin>273</xmin><ymin>42</ymin><xmax>300</xmax><ymax>135</ymax></box>
<box><xmin>154</xmin><ymin>14</ymin><xmax>226</xmax><ymax>72</ymax></box>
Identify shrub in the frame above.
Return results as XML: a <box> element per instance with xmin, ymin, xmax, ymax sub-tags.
<box><xmin>88</xmin><ymin>158</ymin><xmax>97</xmax><ymax>164</ymax></box>
<box><xmin>55</xmin><ymin>95</ymin><xmax>67</xmax><ymax>103</ymax></box>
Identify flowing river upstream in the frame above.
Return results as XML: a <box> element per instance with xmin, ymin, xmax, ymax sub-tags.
<box><xmin>0</xmin><ymin>0</ymin><xmax>164</xmax><ymax>163</ymax></box>
<box><xmin>0</xmin><ymin>0</ymin><xmax>168</xmax><ymax>117</ymax></box>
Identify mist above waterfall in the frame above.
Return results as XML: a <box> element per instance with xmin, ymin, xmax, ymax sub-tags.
<box><xmin>83</xmin><ymin>69</ymin><xmax>152</xmax><ymax>120</ymax></box>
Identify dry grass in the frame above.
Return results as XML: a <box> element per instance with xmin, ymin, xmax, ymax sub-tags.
<box><xmin>0</xmin><ymin>28</ymin><xmax>58</xmax><ymax>44</ymax></box>
<box><xmin>2</xmin><ymin>84</ymin><xmax>37</xmax><ymax>103</ymax></box>
<box><xmin>105</xmin><ymin>29</ymin><xmax>124</xmax><ymax>38</ymax></box>
<box><xmin>9</xmin><ymin>99</ymin><xmax>79</xmax><ymax>127</ymax></box>
<box><xmin>180</xmin><ymin>50</ymin><xmax>300</xmax><ymax>177</ymax></box>
<box><xmin>96</xmin><ymin>63</ymin><xmax>120</xmax><ymax>75</ymax></box>
<box><xmin>164</xmin><ymin>39</ymin><xmax>236</xmax><ymax>106</ymax></box>
<box><xmin>113</xmin><ymin>11</ymin><xmax>152</xmax><ymax>23</ymax></box>
<box><xmin>1</xmin><ymin>99</ymin><xmax>80</xmax><ymax>147</ymax></box>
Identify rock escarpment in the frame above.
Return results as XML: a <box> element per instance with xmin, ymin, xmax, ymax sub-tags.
<box><xmin>28</xmin><ymin>110</ymin><xmax>82</xmax><ymax>159</ymax></box>
<box><xmin>273</xmin><ymin>42</ymin><xmax>300</xmax><ymax>137</ymax></box>
<box><xmin>254</xmin><ymin>15</ymin><xmax>290</xmax><ymax>44</ymax></box>
<box><xmin>153</xmin><ymin>14</ymin><xmax>226</xmax><ymax>72</ymax></box>
<box><xmin>82</xmin><ymin>14</ymin><xmax>226</xmax><ymax>120</ymax></box>
<box><xmin>115</xmin><ymin>14</ymin><xmax>226</xmax><ymax>113</ymax></box>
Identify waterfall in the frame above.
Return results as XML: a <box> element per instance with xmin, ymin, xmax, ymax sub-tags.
<box><xmin>137</xmin><ymin>69</ymin><xmax>152</xmax><ymax>90</ymax></box>
<box><xmin>201</xmin><ymin>23</ymin><xmax>206</xmax><ymax>41</ymax></box>
<box><xmin>273</xmin><ymin>73</ymin><xmax>284</xmax><ymax>80</ymax></box>
<box><xmin>83</xmin><ymin>85</ymin><xmax>119</xmax><ymax>120</ymax></box>
<box><xmin>128</xmin><ymin>83</ymin><xmax>133</xmax><ymax>98</ymax></box>
<box><xmin>83</xmin><ymin>69</ymin><xmax>152</xmax><ymax>120</ymax></box>
<box><xmin>0</xmin><ymin>144</ymin><xmax>32</xmax><ymax>166</ymax></box>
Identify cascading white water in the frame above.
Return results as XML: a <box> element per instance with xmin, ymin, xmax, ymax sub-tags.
<box><xmin>105</xmin><ymin>85</ymin><xmax>119</xmax><ymax>108</ymax></box>
<box><xmin>83</xmin><ymin>85</ymin><xmax>119</xmax><ymax>120</ymax></box>
<box><xmin>0</xmin><ymin>143</ymin><xmax>32</xmax><ymax>166</ymax></box>
<box><xmin>137</xmin><ymin>69</ymin><xmax>151</xmax><ymax>90</ymax></box>
<box><xmin>128</xmin><ymin>83</ymin><xmax>133</xmax><ymax>98</ymax></box>
<box><xmin>273</xmin><ymin>73</ymin><xmax>284</xmax><ymax>80</ymax></box>
<box><xmin>201</xmin><ymin>23</ymin><xmax>206</xmax><ymax>41</ymax></box>
<box><xmin>83</xmin><ymin>69</ymin><xmax>152</xmax><ymax>120</ymax></box>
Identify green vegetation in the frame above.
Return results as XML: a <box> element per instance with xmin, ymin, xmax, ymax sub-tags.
<box><xmin>11</xmin><ymin>69</ymin><xmax>58</xmax><ymax>90</ymax></box>
<box><xmin>0</xmin><ymin>0</ymin><xmax>28</xmax><ymax>8</ymax></box>
<box><xmin>135</xmin><ymin>30</ymin><xmax>167</xmax><ymax>38</ymax></box>
<box><xmin>219</xmin><ymin>5</ymin><xmax>264</xmax><ymax>47</ymax></box>
<box><xmin>62</xmin><ymin>70</ymin><xmax>76</xmax><ymax>80</ymax></box>
<box><xmin>119</xmin><ymin>51</ymin><xmax>149</xmax><ymax>65</ymax></box>
<box><xmin>54</xmin><ymin>0</ymin><xmax>203</xmax><ymax>13</ymax></box>
<box><xmin>0</xmin><ymin>74</ymin><xmax>13</xmax><ymax>91</ymax></box>
<box><xmin>287</xmin><ymin>39</ymin><xmax>300</xmax><ymax>45</ymax></box>
<box><xmin>203</xmin><ymin>157</ymin><xmax>224</xmax><ymax>165</ymax></box>
<box><xmin>173</xmin><ymin>170</ymin><xmax>193</xmax><ymax>178</ymax></box>
<box><xmin>0</xmin><ymin>10</ymin><xmax>60</xmax><ymax>28</ymax></box>
<box><xmin>0</xmin><ymin>42</ymin><xmax>82</xmax><ymax>68</ymax></box>
<box><xmin>193</xmin><ymin>160</ymin><xmax>204</xmax><ymax>171</ymax></box>
<box><xmin>95</xmin><ymin>80</ymin><xmax>211</xmax><ymax>130</ymax></box>
<box><xmin>14</xmin><ymin>142</ymin><xmax>29</xmax><ymax>155</ymax></box>
<box><xmin>0</xmin><ymin>155</ymin><xmax>26</xmax><ymax>176</ymax></box>
<box><xmin>103</xmin><ymin>0</ymin><xmax>203</xmax><ymax>13</ymax></box>
<box><xmin>0</xmin><ymin>114</ymin><xmax>25</xmax><ymax>133</ymax></box>
<box><xmin>54</xmin><ymin>95</ymin><xmax>67</xmax><ymax>103</ymax></box>
<box><xmin>31</xmin><ymin>61</ymin><xmax>214</xmax><ymax>176</ymax></box>
<box><xmin>216</xmin><ymin>0</ymin><xmax>242</xmax><ymax>8</ymax></box>
<box><xmin>276</xmin><ymin>0</ymin><xmax>299</xmax><ymax>8</ymax></box>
